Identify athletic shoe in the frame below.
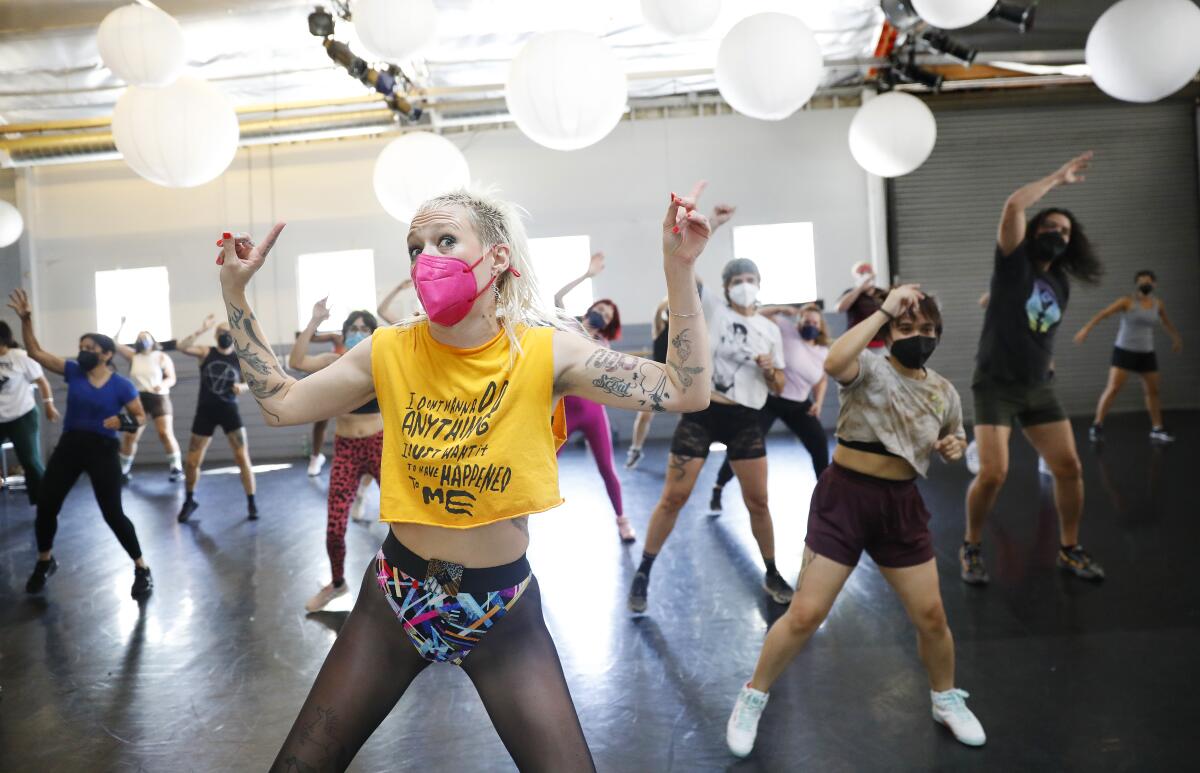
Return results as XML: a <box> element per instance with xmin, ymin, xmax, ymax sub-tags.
<box><xmin>307</xmin><ymin>453</ymin><xmax>326</xmax><ymax>477</ymax></box>
<box><xmin>615</xmin><ymin>516</ymin><xmax>637</xmax><ymax>543</ymax></box>
<box><xmin>965</xmin><ymin>440</ymin><xmax>980</xmax><ymax>475</ymax></box>
<box><xmin>177</xmin><ymin>500</ymin><xmax>199</xmax><ymax>523</ymax></box>
<box><xmin>131</xmin><ymin>566</ymin><xmax>153</xmax><ymax>599</ymax></box>
<box><xmin>248</xmin><ymin>502</ymin><xmax>259</xmax><ymax>521</ymax></box>
<box><xmin>168</xmin><ymin>467</ymin><xmax>184</xmax><ymax>483</ymax></box>
<box><xmin>628</xmin><ymin>571</ymin><xmax>649</xmax><ymax>614</ymax></box>
<box><xmin>349</xmin><ymin>493</ymin><xmax>368</xmax><ymax>522</ymax></box>
<box><xmin>305</xmin><ymin>581</ymin><xmax>348</xmax><ymax>613</ymax></box>
<box><xmin>726</xmin><ymin>683</ymin><xmax>770</xmax><ymax>758</ymax></box>
<box><xmin>931</xmin><ymin>688</ymin><xmax>986</xmax><ymax>747</ymax></box>
<box><xmin>763</xmin><ymin>570</ymin><xmax>793</xmax><ymax>604</ymax></box>
<box><xmin>25</xmin><ymin>557</ymin><xmax>58</xmax><ymax>593</ymax></box>
<box><xmin>1150</xmin><ymin>427</ymin><xmax>1175</xmax><ymax>444</ymax></box>
<box><xmin>624</xmin><ymin>447</ymin><xmax>643</xmax><ymax>470</ymax></box>
<box><xmin>1057</xmin><ymin>545</ymin><xmax>1105</xmax><ymax>581</ymax></box>
<box><xmin>1089</xmin><ymin>424</ymin><xmax>1104</xmax><ymax>443</ymax></box>
<box><xmin>709</xmin><ymin>485</ymin><xmax>723</xmax><ymax>515</ymax></box>
<box><xmin>1037</xmin><ymin>456</ymin><xmax>1051</xmax><ymax>476</ymax></box>
<box><xmin>959</xmin><ymin>543</ymin><xmax>989</xmax><ymax>585</ymax></box>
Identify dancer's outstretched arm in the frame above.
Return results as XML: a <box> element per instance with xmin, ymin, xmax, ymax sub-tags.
<box><xmin>553</xmin><ymin>252</ymin><xmax>604</xmax><ymax>310</ymax></box>
<box><xmin>825</xmin><ymin>284</ymin><xmax>924</xmax><ymax>385</ymax></box>
<box><xmin>998</xmin><ymin>151</ymin><xmax>1091</xmax><ymax>254</ymax></box>
<box><xmin>7</xmin><ymin>289</ymin><xmax>66</xmax><ymax>376</ymax></box>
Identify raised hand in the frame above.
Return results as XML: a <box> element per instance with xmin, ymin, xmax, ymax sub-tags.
<box><xmin>6</xmin><ymin>288</ymin><xmax>32</xmax><ymax>320</ymax></box>
<box><xmin>310</xmin><ymin>296</ymin><xmax>331</xmax><ymax>326</ymax></box>
<box><xmin>710</xmin><ymin>204</ymin><xmax>737</xmax><ymax>228</ymax></box>
<box><xmin>934</xmin><ymin>435</ymin><xmax>966</xmax><ymax>462</ymax></box>
<box><xmin>880</xmin><ymin>284</ymin><xmax>924</xmax><ymax>319</ymax></box>
<box><xmin>1055</xmin><ymin>151</ymin><xmax>1092</xmax><ymax>185</ymax></box>
<box><xmin>663</xmin><ymin>192</ymin><xmax>711</xmax><ymax>267</ymax></box>
<box><xmin>675</xmin><ymin>180</ymin><xmax>708</xmax><ymax>226</ymax></box>
<box><xmin>201</xmin><ymin>313</ymin><xmax>217</xmax><ymax>329</ymax></box>
<box><xmin>586</xmin><ymin>251</ymin><xmax>606</xmax><ymax>278</ymax></box>
<box><xmin>218</xmin><ymin>222</ymin><xmax>287</xmax><ymax>293</ymax></box>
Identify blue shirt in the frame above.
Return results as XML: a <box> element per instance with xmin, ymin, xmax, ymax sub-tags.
<box><xmin>62</xmin><ymin>360</ymin><xmax>139</xmax><ymax>438</ymax></box>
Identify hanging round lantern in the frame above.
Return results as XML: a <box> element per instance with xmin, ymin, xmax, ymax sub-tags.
<box><xmin>112</xmin><ymin>76</ymin><xmax>240</xmax><ymax>188</ymax></box>
<box><xmin>1086</xmin><ymin>0</ymin><xmax>1200</xmax><ymax>103</ymax></box>
<box><xmin>0</xmin><ymin>201</ymin><xmax>24</xmax><ymax>248</ymax></box>
<box><xmin>505</xmin><ymin>30</ymin><xmax>628</xmax><ymax>151</ymax></box>
<box><xmin>373</xmin><ymin>132</ymin><xmax>471</xmax><ymax>223</ymax></box>
<box><xmin>910</xmin><ymin>0</ymin><xmax>994</xmax><ymax>30</ymax></box>
<box><xmin>96</xmin><ymin>3</ymin><xmax>186</xmax><ymax>87</ymax></box>
<box><xmin>350</xmin><ymin>0</ymin><xmax>437</xmax><ymax>61</ymax></box>
<box><xmin>640</xmin><ymin>0</ymin><xmax>722</xmax><ymax>38</ymax></box>
<box><xmin>848</xmin><ymin>92</ymin><xmax>937</xmax><ymax>178</ymax></box>
<box><xmin>716</xmin><ymin>13</ymin><xmax>824</xmax><ymax>121</ymax></box>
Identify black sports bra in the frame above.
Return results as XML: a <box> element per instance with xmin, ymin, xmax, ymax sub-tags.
<box><xmin>836</xmin><ymin>437</ymin><xmax>899</xmax><ymax>458</ymax></box>
<box><xmin>351</xmin><ymin>398</ymin><xmax>380</xmax><ymax>415</ymax></box>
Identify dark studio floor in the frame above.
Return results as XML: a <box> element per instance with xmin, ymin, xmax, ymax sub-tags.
<box><xmin>0</xmin><ymin>412</ymin><xmax>1196</xmax><ymax>772</ymax></box>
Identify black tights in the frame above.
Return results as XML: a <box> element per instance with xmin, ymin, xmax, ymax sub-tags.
<box><xmin>272</xmin><ymin>561</ymin><xmax>596</xmax><ymax>772</ymax></box>
<box><xmin>35</xmin><ymin>431</ymin><xmax>142</xmax><ymax>559</ymax></box>
<box><xmin>716</xmin><ymin>396</ymin><xmax>829</xmax><ymax>488</ymax></box>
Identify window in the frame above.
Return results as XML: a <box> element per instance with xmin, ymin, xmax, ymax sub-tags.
<box><xmin>731</xmin><ymin>222</ymin><xmax>818</xmax><ymax>305</ymax></box>
<box><xmin>95</xmin><ymin>266</ymin><xmax>172</xmax><ymax>342</ymax></box>
<box><xmin>296</xmin><ymin>250</ymin><xmax>378</xmax><ymax>334</ymax></box>
<box><xmin>527</xmin><ymin>235</ymin><xmax>593</xmax><ymax>315</ymax></box>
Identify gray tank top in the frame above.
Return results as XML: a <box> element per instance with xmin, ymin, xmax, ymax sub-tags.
<box><xmin>1114</xmin><ymin>299</ymin><xmax>1158</xmax><ymax>353</ymax></box>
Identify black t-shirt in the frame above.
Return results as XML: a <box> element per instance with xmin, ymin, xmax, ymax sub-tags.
<box><xmin>976</xmin><ymin>241</ymin><xmax>1070</xmax><ymax>384</ymax></box>
<box><xmin>198</xmin><ymin>347</ymin><xmax>243</xmax><ymax>406</ymax></box>
<box><xmin>841</xmin><ymin>286</ymin><xmax>888</xmax><ymax>346</ymax></box>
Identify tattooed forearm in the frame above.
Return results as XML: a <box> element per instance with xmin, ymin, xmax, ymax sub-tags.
<box><xmin>245</xmin><ymin>371</ymin><xmax>284</xmax><ymax>400</ymax></box>
<box><xmin>671</xmin><ymin>328</ymin><xmax>694</xmax><ymax>362</ymax></box>
<box><xmin>234</xmin><ymin>340</ymin><xmax>276</xmax><ymax>376</ymax></box>
<box><xmin>225</xmin><ymin>299</ymin><xmax>293</xmax><ymax>423</ymax></box>
<box><xmin>667</xmin><ymin>359</ymin><xmax>704</xmax><ymax>390</ymax></box>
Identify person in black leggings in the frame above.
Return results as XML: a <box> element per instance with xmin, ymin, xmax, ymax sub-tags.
<box><xmin>8</xmin><ymin>290</ymin><xmax>152</xmax><ymax>599</ymax></box>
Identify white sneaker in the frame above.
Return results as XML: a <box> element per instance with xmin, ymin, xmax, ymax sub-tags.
<box><xmin>305</xmin><ymin>581</ymin><xmax>348</xmax><ymax>613</ymax></box>
<box><xmin>349</xmin><ymin>476</ymin><xmax>373</xmax><ymax>522</ymax></box>
<box><xmin>307</xmin><ymin>453</ymin><xmax>327</xmax><ymax>477</ymax></box>
<box><xmin>931</xmin><ymin>688</ymin><xmax>986</xmax><ymax>747</ymax></box>
<box><xmin>726</xmin><ymin>683</ymin><xmax>769</xmax><ymax>758</ymax></box>
<box><xmin>1038</xmin><ymin>456</ymin><xmax>1051</xmax><ymax>476</ymax></box>
<box><xmin>965</xmin><ymin>440</ymin><xmax>980</xmax><ymax>475</ymax></box>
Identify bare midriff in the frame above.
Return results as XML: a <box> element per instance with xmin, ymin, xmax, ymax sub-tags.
<box><xmin>333</xmin><ymin>411</ymin><xmax>383</xmax><ymax>439</ymax></box>
<box><xmin>832</xmin><ymin>444</ymin><xmax>917</xmax><ymax>481</ymax></box>
<box><xmin>388</xmin><ymin>520</ymin><xmax>530</xmax><ymax>568</ymax></box>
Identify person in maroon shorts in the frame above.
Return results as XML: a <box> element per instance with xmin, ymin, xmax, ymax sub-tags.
<box><xmin>725</xmin><ymin>283</ymin><xmax>987</xmax><ymax>757</ymax></box>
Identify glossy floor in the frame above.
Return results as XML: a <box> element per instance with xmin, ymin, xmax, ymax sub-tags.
<box><xmin>1</xmin><ymin>413</ymin><xmax>1194</xmax><ymax>771</ymax></box>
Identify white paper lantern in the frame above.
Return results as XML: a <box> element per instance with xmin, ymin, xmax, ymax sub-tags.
<box><xmin>112</xmin><ymin>76</ymin><xmax>240</xmax><ymax>188</ymax></box>
<box><xmin>910</xmin><ymin>0</ymin><xmax>994</xmax><ymax>29</ymax></box>
<box><xmin>373</xmin><ymin>132</ymin><xmax>471</xmax><ymax>223</ymax></box>
<box><xmin>505</xmin><ymin>31</ymin><xmax>628</xmax><ymax>151</ymax></box>
<box><xmin>1086</xmin><ymin>0</ymin><xmax>1200</xmax><ymax>103</ymax></box>
<box><xmin>716</xmin><ymin>13</ymin><xmax>823</xmax><ymax>121</ymax></box>
<box><xmin>0</xmin><ymin>201</ymin><xmax>23</xmax><ymax>248</ymax></box>
<box><xmin>848</xmin><ymin>92</ymin><xmax>937</xmax><ymax>178</ymax></box>
<box><xmin>351</xmin><ymin>0</ymin><xmax>437</xmax><ymax>61</ymax></box>
<box><xmin>641</xmin><ymin>0</ymin><xmax>721</xmax><ymax>38</ymax></box>
<box><xmin>97</xmin><ymin>4</ymin><xmax>186</xmax><ymax>87</ymax></box>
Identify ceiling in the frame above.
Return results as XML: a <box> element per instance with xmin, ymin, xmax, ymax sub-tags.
<box><xmin>0</xmin><ymin>0</ymin><xmax>1112</xmax><ymax>127</ymax></box>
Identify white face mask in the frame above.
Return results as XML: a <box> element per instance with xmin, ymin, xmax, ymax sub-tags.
<box><xmin>728</xmin><ymin>283</ymin><xmax>759</xmax><ymax>307</ymax></box>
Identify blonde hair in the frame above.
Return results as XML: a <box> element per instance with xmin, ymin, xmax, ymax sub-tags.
<box><xmin>400</xmin><ymin>187</ymin><xmax>578</xmax><ymax>356</ymax></box>
<box><xmin>799</xmin><ymin>303</ymin><xmax>831</xmax><ymax>346</ymax></box>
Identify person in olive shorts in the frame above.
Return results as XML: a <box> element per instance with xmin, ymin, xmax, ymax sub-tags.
<box><xmin>961</xmin><ymin>151</ymin><xmax>1106</xmax><ymax>586</ymax></box>
<box><xmin>175</xmin><ymin>314</ymin><xmax>257</xmax><ymax>522</ymax></box>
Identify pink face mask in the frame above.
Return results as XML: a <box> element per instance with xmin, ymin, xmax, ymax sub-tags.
<box><xmin>410</xmin><ymin>250</ymin><xmax>519</xmax><ymax>327</ymax></box>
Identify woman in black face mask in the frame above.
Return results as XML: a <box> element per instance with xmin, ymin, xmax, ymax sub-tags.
<box><xmin>1073</xmin><ymin>269</ymin><xmax>1184</xmax><ymax>443</ymax></box>
<box><xmin>962</xmin><ymin>151</ymin><xmax>1106</xmax><ymax>588</ymax></box>
<box><xmin>6</xmin><ymin>289</ymin><xmax>152</xmax><ymax>599</ymax></box>
<box><xmin>175</xmin><ymin>315</ymin><xmax>256</xmax><ymax>522</ymax></box>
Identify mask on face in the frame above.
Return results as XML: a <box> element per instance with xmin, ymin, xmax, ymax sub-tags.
<box><xmin>344</xmin><ymin>331</ymin><xmax>368</xmax><ymax>349</ymax></box>
<box><xmin>411</xmin><ymin>250</ymin><xmax>514</xmax><ymax>327</ymax></box>
<box><xmin>216</xmin><ymin>332</ymin><xmax>234</xmax><ymax>349</ymax></box>
<box><xmin>890</xmin><ymin>335</ymin><xmax>938</xmax><ymax>369</ymax></box>
<box><xmin>1138</xmin><ymin>283</ymin><xmax>1154</xmax><ymax>295</ymax></box>
<box><xmin>728</xmin><ymin>283</ymin><xmax>759</xmax><ymax>307</ymax></box>
<box><xmin>1034</xmin><ymin>231</ymin><xmax>1068</xmax><ymax>261</ymax></box>
<box><xmin>133</xmin><ymin>335</ymin><xmax>153</xmax><ymax>353</ymax></box>
<box><xmin>800</xmin><ymin>324</ymin><xmax>820</xmax><ymax>341</ymax></box>
<box><xmin>77</xmin><ymin>350</ymin><xmax>100</xmax><ymax>372</ymax></box>
<box><xmin>584</xmin><ymin>309</ymin><xmax>606</xmax><ymax>331</ymax></box>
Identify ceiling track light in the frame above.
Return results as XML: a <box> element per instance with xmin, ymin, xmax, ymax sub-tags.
<box><xmin>988</xmin><ymin>2</ymin><xmax>1038</xmax><ymax>33</ymax></box>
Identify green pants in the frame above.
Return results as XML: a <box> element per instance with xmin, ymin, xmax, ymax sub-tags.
<box><xmin>0</xmin><ymin>408</ymin><xmax>44</xmax><ymax>505</ymax></box>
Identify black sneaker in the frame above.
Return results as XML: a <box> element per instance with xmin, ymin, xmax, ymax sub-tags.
<box><xmin>624</xmin><ymin>448</ymin><xmax>643</xmax><ymax>470</ymax></box>
<box><xmin>168</xmin><ymin>467</ymin><xmax>184</xmax><ymax>483</ymax></box>
<box><xmin>131</xmin><ymin>566</ymin><xmax>153</xmax><ymax>599</ymax></box>
<box><xmin>763</xmin><ymin>570</ymin><xmax>793</xmax><ymax>604</ymax></box>
<box><xmin>248</xmin><ymin>503</ymin><xmax>259</xmax><ymax>521</ymax></box>
<box><xmin>121</xmin><ymin>472</ymin><xmax>132</xmax><ymax>486</ymax></box>
<box><xmin>628</xmin><ymin>571</ymin><xmax>649</xmax><ymax>614</ymax></box>
<box><xmin>1057</xmin><ymin>545</ymin><xmax>1105</xmax><ymax>581</ymax></box>
<box><xmin>177</xmin><ymin>500</ymin><xmax>199</xmax><ymax>523</ymax></box>
<box><xmin>26</xmin><ymin>557</ymin><xmax>58</xmax><ymax>593</ymax></box>
<box><xmin>959</xmin><ymin>543</ymin><xmax>990</xmax><ymax>585</ymax></box>
<box><xmin>709</xmin><ymin>485</ymin><xmax>723</xmax><ymax>515</ymax></box>
<box><xmin>1088</xmin><ymin>424</ymin><xmax>1104</xmax><ymax>443</ymax></box>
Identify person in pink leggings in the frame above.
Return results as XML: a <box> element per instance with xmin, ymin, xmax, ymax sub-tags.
<box><xmin>554</xmin><ymin>252</ymin><xmax>635</xmax><ymax>542</ymax></box>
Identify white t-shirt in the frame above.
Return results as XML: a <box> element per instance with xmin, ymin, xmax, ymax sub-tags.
<box><xmin>701</xmin><ymin>287</ymin><xmax>785</xmax><ymax>410</ymax></box>
<box><xmin>0</xmin><ymin>349</ymin><xmax>45</xmax><ymax>422</ymax></box>
<box><xmin>129</xmin><ymin>350</ymin><xmax>170</xmax><ymax>393</ymax></box>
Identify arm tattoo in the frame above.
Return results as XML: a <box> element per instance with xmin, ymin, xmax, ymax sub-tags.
<box><xmin>667</xmin><ymin>359</ymin><xmax>704</xmax><ymax>390</ymax></box>
<box><xmin>226</xmin><ymin>300</ymin><xmax>290</xmax><ymax>422</ymax></box>
<box><xmin>671</xmin><ymin>329</ymin><xmax>694</xmax><ymax>362</ymax></box>
<box><xmin>234</xmin><ymin>340</ymin><xmax>276</xmax><ymax>376</ymax></box>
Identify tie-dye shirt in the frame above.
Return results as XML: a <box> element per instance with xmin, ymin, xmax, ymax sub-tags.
<box><xmin>835</xmin><ymin>351</ymin><xmax>965</xmax><ymax>477</ymax></box>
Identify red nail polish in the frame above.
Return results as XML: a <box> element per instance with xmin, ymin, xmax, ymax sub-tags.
<box><xmin>222</xmin><ymin>232</ymin><xmax>232</xmax><ymax>239</ymax></box>
<box><xmin>672</xmin><ymin>226</ymin><xmax>680</xmax><ymax>234</ymax></box>
<box><xmin>216</xmin><ymin>239</ymin><xmax>223</xmax><ymax>246</ymax></box>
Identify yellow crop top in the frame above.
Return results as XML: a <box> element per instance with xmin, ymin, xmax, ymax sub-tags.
<box><xmin>371</xmin><ymin>321</ymin><xmax>566</xmax><ymax>528</ymax></box>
